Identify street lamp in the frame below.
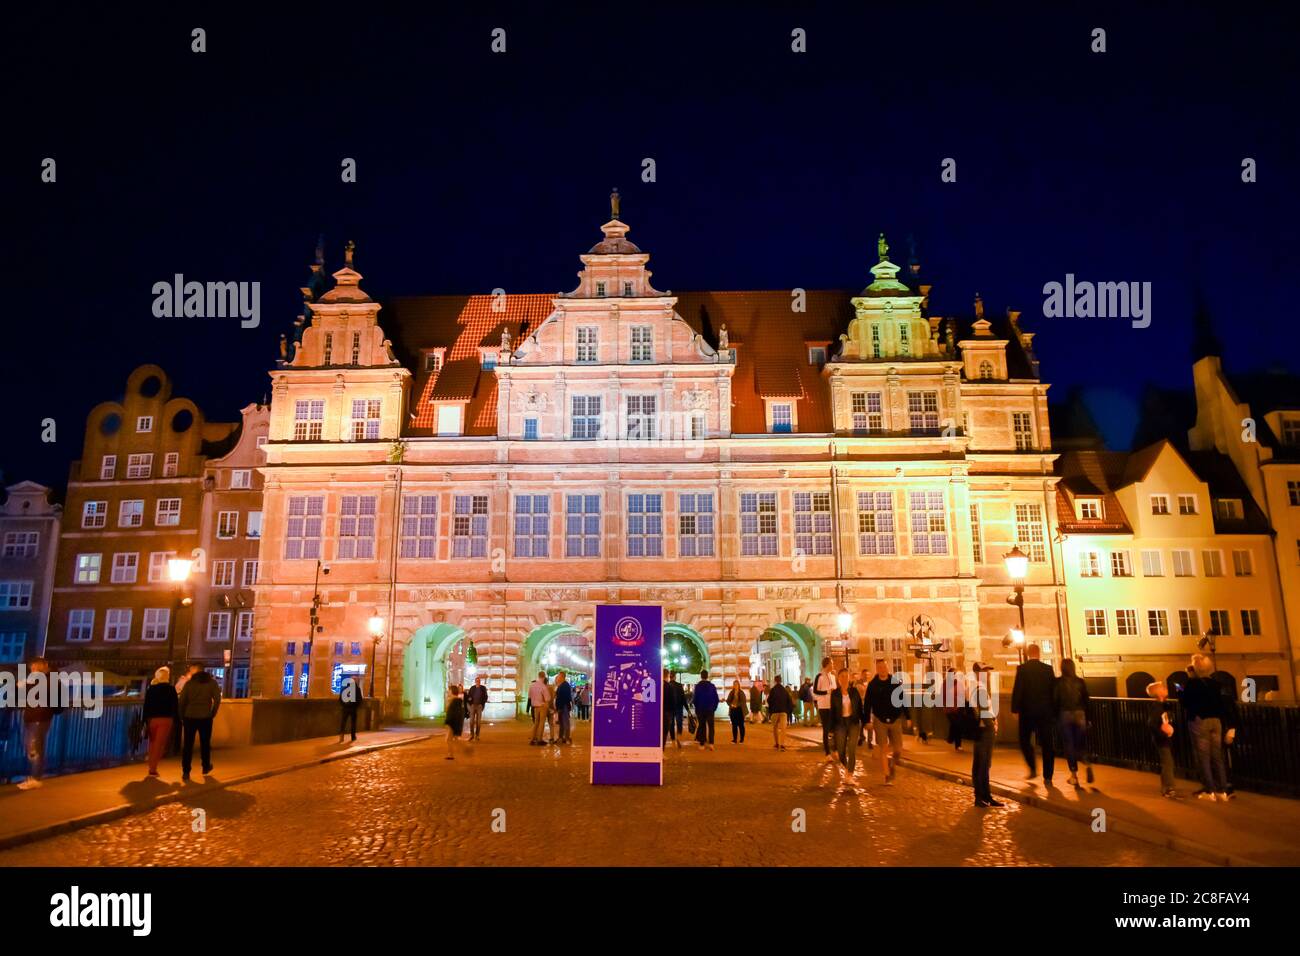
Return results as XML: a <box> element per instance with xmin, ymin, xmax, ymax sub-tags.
<box><xmin>837</xmin><ymin>610</ymin><xmax>853</xmax><ymax>670</ymax></box>
<box><xmin>368</xmin><ymin>614</ymin><xmax>384</xmax><ymax>698</ymax></box>
<box><xmin>1002</xmin><ymin>546</ymin><xmax>1028</xmax><ymax>664</ymax></box>
<box><xmin>166</xmin><ymin>558</ymin><xmax>194</xmax><ymax>675</ymax></box>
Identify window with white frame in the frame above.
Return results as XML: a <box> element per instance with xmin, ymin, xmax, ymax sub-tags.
<box><xmin>100</xmin><ymin>455</ymin><xmax>116</xmax><ymax>480</ymax></box>
<box><xmin>208</xmin><ymin>611</ymin><xmax>232</xmax><ymax>641</ymax></box>
<box><xmin>576</xmin><ymin>327</ymin><xmax>598</xmax><ymax>363</ymax></box>
<box><xmin>323</xmin><ymin>332</ymin><xmax>334</xmax><ymax>365</ymax></box>
<box><xmin>909</xmin><ymin>491</ymin><xmax>948</xmax><ymax>555</ymax></box>
<box><xmin>524</xmin><ymin>418</ymin><xmax>539</xmax><ymax>440</ymax></box>
<box><xmin>1215</xmin><ymin>498</ymin><xmax>1244</xmax><ymax>520</ymax></box>
<box><xmin>1012</xmin><ymin>412</ymin><xmax>1033</xmax><ymax>450</ymax></box>
<box><xmin>595</xmin><ymin>281</ymin><xmax>606</xmax><ymax>297</ymax></box>
<box><xmin>136</xmin><ymin>416</ymin><xmax>153</xmax><ymax>433</ymax></box>
<box><xmin>623</xmin><ymin>281</ymin><xmax>634</xmax><ymax>297</ymax></box>
<box><xmin>67</xmin><ymin>609</ymin><xmax>94</xmax><ymax>642</ymax></box>
<box><xmin>2</xmin><ymin>532</ymin><xmax>39</xmax><ymax>559</ymax></box>
<box><xmin>978</xmin><ymin>360</ymin><xmax>993</xmax><ymax>380</ymax></box>
<box><xmin>104</xmin><ymin>608</ymin><xmax>132</xmax><ymax>642</ymax></box>
<box><xmin>795</xmin><ymin>492</ymin><xmax>834</xmax><ymax>556</ymax></box>
<box><xmin>565</xmin><ymin>494</ymin><xmax>602</xmax><ymax>558</ymax></box>
<box><xmin>452</xmin><ymin>495</ymin><xmax>489</xmax><ymax>559</ymax></box>
<box><xmin>155</xmin><ymin>498</ymin><xmax>181</xmax><ymax>526</ymax></box>
<box><xmin>236</xmin><ymin>610</ymin><xmax>254</xmax><ymax>640</ymax></box>
<box><xmin>1241</xmin><ymin>609</ymin><xmax>1262</xmax><ymax>636</ymax></box>
<box><xmin>770</xmin><ymin>403</ymin><xmax>793</xmax><ymax>433</ymax></box>
<box><xmin>689</xmin><ymin>413</ymin><xmax>706</xmax><ymax>440</ymax></box>
<box><xmin>242</xmin><ymin>560</ymin><xmax>260</xmax><ymax>587</ymax></box>
<box><xmin>231</xmin><ymin>469</ymin><xmax>252</xmax><ymax>489</ymax></box>
<box><xmin>808</xmin><ymin>346</ymin><xmax>827</xmax><ymax>365</ymax></box>
<box><xmin>212</xmin><ymin>560</ymin><xmax>235</xmax><ymax>588</ymax></box>
<box><xmin>626</xmin><ymin>494</ymin><xmax>664</xmax><ymax>557</ymax></box>
<box><xmin>678</xmin><ymin>493</ymin><xmax>715</xmax><ymax>557</ymax></box>
<box><xmin>424</xmin><ymin>351</ymin><xmax>443</xmax><ymax>373</ymax></box>
<box><xmin>163</xmin><ymin>452</ymin><xmax>179</xmax><ymax>477</ymax></box>
<box><xmin>1208</xmin><ymin>609</ymin><xmax>1231</xmax><ymax>636</ymax></box>
<box><xmin>118</xmin><ymin>499</ymin><xmax>144</xmax><ymax>527</ymax></box>
<box><xmin>74</xmin><ymin>553</ymin><xmax>102</xmax><ymax>584</ymax></box>
<box><xmin>350</xmin><ymin>399</ymin><xmax>382</xmax><ymax>440</ymax></box>
<box><xmin>1084</xmin><ymin>609</ymin><xmax>1107</xmax><ymax>636</ymax></box>
<box><xmin>142</xmin><ymin>608</ymin><xmax>170</xmax><ymax>642</ymax></box>
<box><xmin>969</xmin><ymin>503</ymin><xmax>983</xmax><ymax>563</ymax></box>
<box><xmin>148</xmin><ymin>551</ymin><xmax>176</xmax><ymax>583</ymax></box>
<box><xmin>1079</xmin><ymin>551</ymin><xmax>1102</xmax><ymax>577</ymax></box>
<box><xmin>481</xmin><ymin>350</ymin><xmax>498</xmax><ymax>370</ymax></box>
<box><xmin>512</xmin><ymin>494</ymin><xmax>550</xmax><ymax>558</ymax></box>
<box><xmin>898</xmin><ymin>324</ymin><xmax>910</xmax><ymax>356</ymax></box>
<box><xmin>83</xmin><ymin>500</ymin><xmax>107</xmax><ymax>529</ymax></box>
<box><xmin>126</xmin><ymin>453</ymin><xmax>152</xmax><ymax>479</ymax></box>
<box><xmin>571</xmin><ymin>395</ymin><xmax>602</xmax><ymax>439</ymax></box>
<box><xmin>871</xmin><ymin>324</ymin><xmax>881</xmax><ymax>358</ymax></box>
<box><xmin>1201</xmin><ymin>550</ymin><xmax>1224</xmax><ymax>577</ymax></box>
<box><xmin>907</xmin><ymin>391</ymin><xmax>939</xmax><ymax>434</ymax></box>
<box><xmin>1147</xmin><ymin>609</ymin><xmax>1170</xmax><ymax>636</ymax></box>
<box><xmin>284</xmin><ymin>495</ymin><xmax>324</xmax><ymax>559</ymax></box>
<box><xmin>1014</xmin><ymin>503</ymin><xmax>1046</xmax><ymax>562</ymax></box>
<box><xmin>1115</xmin><ymin>609</ymin><xmax>1138</xmax><ymax>637</ymax></box>
<box><xmin>630</xmin><ymin>326</ymin><xmax>653</xmax><ymax>362</ymax></box>
<box><xmin>293</xmin><ymin>400</ymin><xmax>325</xmax><ymax>441</ymax></box>
<box><xmin>740</xmin><ymin>492</ymin><xmax>779</xmax><ymax>556</ymax></box>
<box><xmin>351</xmin><ymin>331</ymin><xmax>361</xmax><ymax>365</ymax></box>
<box><xmin>857</xmin><ymin>492</ymin><xmax>897</xmax><ymax>555</ymax></box>
<box><xmin>0</xmin><ymin>632</ymin><xmax>27</xmax><ymax>662</ymax></box>
<box><xmin>627</xmin><ymin>395</ymin><xmax>658</xmax><ymax>440</ymax></box>
<box><xmin>110</xmin><ymin>552</ymin><xmax>139</xmax><ymax>584</ymax></box>
<box><xmin>246</xmin><ymin>510</ymin><xmax>263</xmax><ymax>539</ymax></box>
<box><xmin>1150</xmin><ymin>494</ymin><xmax>1170</xmax><ymax>515</ymax></box>
<box><xmin>851</xmin><ymin>392</ymin><xmax>883</xmax><ymax>435</ymax></box>
<box><xmin>337</xmin><ymin>495</ymin><xmax>377</xmax><ymax>559</ymax></box>
<box><xmin>1178</xmin><ymin>609</ymin><xmax>1200</xmax><ymax>637</ymax></box>
<box><xmin>0</xmin><ymin>581</ymin><xmax>33</xmax><ymax>610</ymax></box>
<box><xmin>1141</xmin><ymin>550</ymin><xmax>1164</xmax><ymax>576</ymax></box>
<box><xmin>1177</xmin><ymin>494</ymin><xmax>1198</xmax><ymax>515</ymax></box>
<box><xmin>1107</xmin><ymin>550</ymin><xmax>1131</xmax><ymax>577</ymax></box>
<box><xmin>217</xmin><ymin>511</ymin><xmax>238</xmax><ymax>539</ymax></box>
<box><xmin>1077</xmin><ymin>498</ymin><xmax>1102</xmax><ymax>520</ymax></box>
<box><xmin>1172</xmin><ymin>550</ymin><xmax>1195</xmax><ymax>576</ymax></box>
<box><xmin>400</xmin><ymin>495</ymin><xmax>439</xmax><ymax>559</ymax></box>
<box><xmin>1232</xmin><ymin>549</ymin><xmax>1254</xmax><ymax>576</ymax></box>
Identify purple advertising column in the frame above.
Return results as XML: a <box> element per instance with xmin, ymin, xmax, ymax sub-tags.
<box><xmin>590</xmin><ymin>605</ymin><xmax>663</xmax><ymax>786</ymax></box>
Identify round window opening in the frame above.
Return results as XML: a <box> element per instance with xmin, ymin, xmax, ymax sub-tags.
<box><xmin>138</xmin><ymin>375</ymin><xmax>163</xmax><ymax>398</ymax></box>
<box><xmin>171</xmin><ymin>409</ymin><xmax>194</xmax><ymax>433</ymax></box>
<box><xmin>100</xmin><ymin>413</ymin><xmax>122</xmax><ymax>436</ymax></box>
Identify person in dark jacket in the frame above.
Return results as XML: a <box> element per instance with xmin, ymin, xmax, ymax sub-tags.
<box><xmin>692</xmin><ymin>670</ymin><xmax>719</xmax><ymax>750</ymax></box>
<box><xmin>177</xmin><ymin>664</ymin><xmax>222</xmax><ymax>782</ymax></box>
<box><xmin>465</xmin><ymin>676</ymin><xmax>489</xmax><ymax>740</ymax></box>
<box><xmin>767</xmin><ymin>675</ymin><xmax>795</xmax><ymax>750</ymax></box>
<box><xmin>16</xmin><ymin>658</ymin><xmax>57</xmax><ymax>791</ymax></box>
<box><xmin>338</xmin><ymin>674</ymin><xmax>364</xmax><ymax>744</ymax></box>
<box><xmin>865</xmin><ymin>659</ymin><xmax>909</xmax><ymax>785</ymax></box>
<box><xmin>444</xmin><ymin>685</ymin><xmax>465</xmax><ymax>760</ymax></box>
<box><xmin>970</xmin><ymin>663</ymin><xmax>1003</xmax><ymax>808</ymax></box>
<box><xmin>553</xmin><ymin>671</ymin><xmax>574</xmax><ymax>744</ymax></box>
<box><xmin>943</xmin><ymin>667</ymin><xmax>969</xmax><ymax>752</ymax></box>
<box><xmin>1054</xmin><ymin>658</ymin><xmax>1092</xmax><ymax>786</ymax></box>
<box><xmin>1179</xmin><ymin>655</ymin><xmax>1232</xmax><ymax>800</ymax></box>
<box><xmin>749</xmin><ymin>679</ymin><xmax>765</xmax><ymax>724</ymax></box>
<box><xmin>828</xmin><ymin>668</ymin><xmax>866</xmax><ymax>785</ymax></box>
<box><xmin>663</xmin><ymin>672</ymin><xmax>685</xmax><ymax>748</ymax></box>
<box><xmin>143</xmin><ymin>666</ymin><xmax>179</xmax><ymax>777</ymax></box>
<box><xmin>1146</xmin><ymin>680</ymin><xmax>1179</xmax><ymax>798</ymax></box>
<box><xmin>1010</xmin><ymin>643</ymin><xmax>1058</xmax><ymax>784</ymax></box>
<box><xmin>726</xmin><ymin>680</ymin><xmax>748</xmax><ymax>743</ymax></box>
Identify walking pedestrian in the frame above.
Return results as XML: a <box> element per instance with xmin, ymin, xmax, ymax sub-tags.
<box><xmin>142</xmin><ymin>666</ymin><xmax>178</xmax><ymax>778</ymax></box>
<box><xmin>798</xmin><ymin>678</ymin><xmax>814</xmax><ymax>725</ymax></box>
<box><xmin>865</xmin><ymin>658</ymin><xmax>907</xmax><ymax>785</ymax></box>
<box><xmin>1054</xmin><ymin>658</ymin><xmax>1093</xmax><ymax>786</ymax></box>
<box><xmin>726</xmin><ymin>680</ymin><xmax>747</xmax><ymax>743</ymax></box>
<box><xmin>943</xmin><ymin>667</ymin><xmax>967</xmax><ymax>752</ymax></box>
<box><xmin>970</xmin><ymin>663</ymin><xmax>1003</xmax><ymax>808</ymax></box>
<box><xmin>177</xmin><ymin>663</ymin><xmax>222</xmax><ymax>782</ymax></box>
<box><xmin>1011</xmin><ymin>643</ymin><xmax>1058</xmax><ymax>784</ymax></box>
<box><xmin>828</xmin><ymin>668</ymin><xmax>865</xmax><ymax>786</ymax></box>
<box><xmin>813</xmin><ymin>657</ymin><xmax>836</xmax><ymax>759</ymax></box>
<box><xmin>576</xmin><ymin>683</ymin><xmax>590</xmax><ymax>720</ymax></box>
<box><xmin>465</xmin><ymin>676</ymin><xmax>488</xmax><ymax>740</ymax></box>
<box><xmin>338</xmin><ymin>673</ymin><xmax>364</xmax><ymax>743</ymax></box>
<box><xmin>528</xmin><ymin>670</ymin><xmax>552</xmax><ymax>746</ymax></box>
<box><xmin>444</xmin><ymin>684</ymin><xmax>465</xmax><ymax>760</ymax></box>
<box><xmin>1146</xmin><ymin>681</ymin><xmax>1180</xmax><ymax>798</ymax></box>
<box><xmin>692</xmin><ymin>670</ymin><xmax>719</xmax><ymax>750</ymax></box>
<box><xmin>16</xmin><ymin>658</ymin><xmax>57</xmax><ymax>791</ymax></box>
<box><xmin>857</xmin><ymin>668</ymin><xmax>873</xmax><ymax>749</ymax></box>
<box><xmin>767</xmin><ymin>674</ymin><xmax>794</xmax><ymax>750</ymax></box>
<box><xmin>663</xmin><ymin>671</ymin><xmax>684</xmax><ymax>748</ymax></box>
<box><xmin>553</xmin><ymin>670</ymin><xmax>573</xmax><ymax>744</ymax></box>
<box><xmin>1179</xmin><ymin>655</ymin><xmax>1232</xmax><ymax>801</ymax></box>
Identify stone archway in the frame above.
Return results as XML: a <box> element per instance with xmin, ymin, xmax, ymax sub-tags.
<box><xmin>757</xmin><ymin>621</ymin><xmax>822</xmax><ymax>684</ymax></box>
<box><xmin>664</xmin><ymin>622</ymin><xmax>710</xmax><ymax>674</ymax></box>
<box><xmin>402</xmin><ymin>622</ymin><xmax>467</xmax><ymax>718</ymax></box>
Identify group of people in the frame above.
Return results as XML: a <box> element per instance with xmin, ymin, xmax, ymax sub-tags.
<box><xmin>141</xmin><ymin>662</ymin><xmax>224</xmax><ymax>782</ymax></box>
<box><xmin>809</xmin><ymin>657</ymin><xmax>912</xmax><ymax>789</ymax></box>
<box><xmin>525</xmin><ymin>670</ymin><xmax>588</xmax><ymax>749</ymax></box>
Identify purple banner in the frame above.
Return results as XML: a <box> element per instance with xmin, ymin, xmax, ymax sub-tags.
<box><xmin>590</xmin><ymin>605</ymin><xmax>663</xmax><ymax>786</ymax></box>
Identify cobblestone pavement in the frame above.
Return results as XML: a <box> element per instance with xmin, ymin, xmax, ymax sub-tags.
<box><xmin>0</xmin><ymin>720</ymin><xmax>1203</xmax><ymax>867</ymax></box>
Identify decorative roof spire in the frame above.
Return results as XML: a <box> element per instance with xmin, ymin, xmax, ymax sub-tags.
<box><xmin>973</xmin><ymin>292</ymin><xmax>984</xmax><ymax>319</ymax></box>
<box><xmin>610</xmin><ymin>187</ymin><xmax>621</xmax><ymax>221</ymax></box>
<box><xmin>344</xmin><ymin>239</ymin><xmax>356</xmax><ymax>269</ymax></box>
<box><xmin>877</xmin><ymin>232</ymin><xmax>890</xmax><ymax>262</ymax></box>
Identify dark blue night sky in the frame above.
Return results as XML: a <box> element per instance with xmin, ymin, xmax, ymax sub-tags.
<box><xmin>5</xmin><ymin>4</ymin><xmax>1296</xmax><ymax>491</ymax></box>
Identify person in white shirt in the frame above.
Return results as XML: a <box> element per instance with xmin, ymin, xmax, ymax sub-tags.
<box><xmin>528</xmin><ymin>671</ymin><xmax>552</xmax><ymax>746</ymax></box>
<box><xmin>812</xmin><ymin>657</ymin><xmax>836</xmax><ymax>759</ymax></box>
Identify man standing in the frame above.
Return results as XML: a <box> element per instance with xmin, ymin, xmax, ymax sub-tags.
<box><xmin>1011</xmin><ymin>643</ymin><xmax>1058</xmax><ymax>784</ymax></box>
<box><xmin>178</xmin><ymin>663</ymin><xmax>222</xmax><ymax>782</ymax></box>
<box><xmin>338</xmin><ymin>673</ymin><xmax>364</xmax><ymax>743</ymax></box>
<box><xmin>553</xmin><ymin>670</ymin><xmax>573</xmax><ymax>744</ymax></box>
<box><xmin>527</xmin><ymin>670</ymin><xmax>552</xmax><ymax>746</ymax></box>
<box><xmin>766</xmin><ymin>674</ymin><xmax>794</xmax><ymax>751</ymax></box>
<box><xmin>465</xmin><ymin>676</ymin><xmax>489</xmax><ymax>740</ymax></box>
<box><xmin>692</xmin><ymin>670</ymin><xmax>719</xmax><ymax>750</ymax></box>
<box><xmin>813</xmin><ymin>657</ymin><xmax>836</xmax><ymax>759</ymax></box>
<box><xmin>16</xmin><ymin>658</ymin><xmax>56</xmax><ymax>791</ymax></box>
<box><xmin>970</xmin><ymin>663</ymin><xmax>1003</xmax><ymax>808</ymax></box>
<box><xmin>865</xmin><ymin>658</ymin><xmax>908</xmax><ymax>785</ymax></box>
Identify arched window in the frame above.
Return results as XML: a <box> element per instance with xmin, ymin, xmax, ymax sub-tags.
<box><xmin>978</xmin><ymin>360</ymin><xmax>993</xmax><ymax>380</ymax></box>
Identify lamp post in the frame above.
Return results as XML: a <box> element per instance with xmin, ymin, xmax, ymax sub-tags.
<box><xmin>305</xmin><ymin>559</ymin><xmax>329</xmax><ymax>698</ymax></box>
<box><xmin>368</xmin><ymin>614</ymin><xmax>384</xmax><ymax>698</ymax></box>
<box><xmin>837</xmin><ymin>610</ymin><xmax>854</xmax><ymax>671</ymax></box>
<box><xmin>1002</xmin><ymin>546</ymin><xmax>1029</xmax><ymax>665</ymax></box>
<box><xmin>166</xmin><ymin>557</ymin><xmax>194</xmax><ymax>675</ymax></box>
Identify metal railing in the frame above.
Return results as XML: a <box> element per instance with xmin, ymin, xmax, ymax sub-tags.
<box><xmin>0</xmin><ymin>699</ymin><xmax>146</xmax><ymax>783</ymax></box>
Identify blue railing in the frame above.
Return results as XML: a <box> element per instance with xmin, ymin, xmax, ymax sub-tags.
<box><xmin>0</xmin><ymin>699</ymin><xmax>146</xmax><ymax>783</ymax></box>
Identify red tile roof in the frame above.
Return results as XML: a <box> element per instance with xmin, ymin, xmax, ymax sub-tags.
<box><xmin>1054</xmin><ymin>450</ymin><xmax>1133</xmax><ymax>534</ymax></box>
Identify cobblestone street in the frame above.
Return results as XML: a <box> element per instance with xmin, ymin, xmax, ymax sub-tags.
<box><xmin>0</xmin><ymin>721</ymin><xmax>1201</xmax><ymax>867</ymax></box>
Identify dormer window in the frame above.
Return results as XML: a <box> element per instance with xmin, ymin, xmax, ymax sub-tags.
<box><xmin>1215</xmin><ymin>498</ymin><xmax>1244</xmax><ymax>520</ymax></box>
<box><xmin>1076</xmin><ymin>498</ymin><xmax>1102</xmax><ymax>520</ymax></box>
<box><xmin>1283</xmin><ymin>418</ymin><xmax>1300</xmax><ymax>446</ymax></box>
<box><xmin>424</xmin><ymin>350</ymin><xmax>444</xmax><ymax>373</ymax></box>
<box><xmin>481</xmin><ymin>350</ymin><xmax>498</xmax><ymax>370</ymax></box>
<box><xmin>596</xmin><ymin>281</ymin><xmax>607</xmax><ymax>297</ymax></box>
<box><xmin>808</xmin><ymin>346</ymin><xmax>827</xmax><ymax>366</ymax></box>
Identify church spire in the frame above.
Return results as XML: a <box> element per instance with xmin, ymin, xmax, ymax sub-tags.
<box><xmin>610</xmin><ymin>187</ymin><xmax>621</xmax><ymax>221</ymax></box>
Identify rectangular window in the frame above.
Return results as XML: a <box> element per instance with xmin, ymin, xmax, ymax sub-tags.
<box><xmin>75</xmin><ymin>553</ymin><xmax>102</xmax><ymax>584</ymax></box>
<box><xmin>0</xmin><ymin>632</ymin><xmax>26</xmax><ymax>663</ymax></box>
<box><xmin>1232</xmin><ymin>549</ymin><xmax>1254</xmax><ymax>576</ymax></box>
<box><xmin>1141</xmin><ymin>550</ymin><xmax>1164</xmax><ymax>576</ymax></box>
<box><xmin>351</xmin><ymin>331</ymin><xmax>361</xmax><ymax>365</ymax></box>
<box><xmin>148</xmin><ymin>551</ymin><xmax>176</xmax><ymax>583</ymax></box>
<box><xmin>871</xmin><ymin>324</ymin><xmax>881</xmax><ymax>358</ymax></box>
<box><xmin>851</xmin><ymin>392</ymin><xmax>883</xmax><ymax>435</ymax></box>
<box><xmin>337</xmin><ymin>495</ymin><xmax>378</xmax><ymax>559</ymax></box>
<box><xmin>401</xmin><ymin>495</ymin><xmax>439</xmax><ymax>559</ymax></box>
<box><xmin>1079</xmin><ymin>551</ymin><xmax>1102</xmax><ymax>577</ymax></box>
<box><xmin>1172</xmin><ymin>550</ymin><xmax>1195</xmax><ymax>576</ymax></box>
<box><xmin>740</xmin><ymin>492</ymin><xmax>779</xmax><ymax>556</ymax></box>
<box><xmin>323</xmin><ymin>333</ymin><xmax>333</xmax><ymax>365</ymax></box>
<box><xmin>630</xmin><ymin>326</ymin><xmax>653</xmax><ymax>362</ymax></box>
<box><xmin>571</xmin><ymin>395</ymin><xmax>602</xmax><ymax>439</ymax></box>
<box><xmin>293</xmin><ymin>400</ymin><xmax>325</xmax><ymax>441</ymax></box>
<box><xmin>794</xmin><ymin>492</ymin><xmax>834</xmax><ymax>556</ymax></box>
<box><xmin>350</xmin><ymin>399</ymin><xmax>382</xmax><ymax>441</ymax></box>
<box><xmin>1147</xmin><ymin>609</ymin><xmax>1170</xmax><ymax>636</ymax></box>
<box><xmin>242</xmin><ymin>560</ymin><xmax>260</xmax><ymax>587</ymax></box>
<box><xmin>1078</xmin><ymin>499</ymin><xmax>1101</xmax><ymax>520</ymax></box>
<box><xmin>690</xmin><ymin>414</ymin><xmax>706</xmax><ymax>440</ymax></box>
<box><xmin>898</xmin><ymin>324</ymin><xmax>910</xmax><ymax>355</ymax></box>
<box><xmin>1288</xmin><ymin>481</ymin><xmax>1300</xmax><ymax>506</ymax></box>
<box><xmin>524</xmin><ymin>418</ymin><xmax>539</xmax><ymax>440</ymax></box>
<box><xmin>452</xmin><ymin>495</ymin><xmax>489</xmax><ymax>559</ymax></box>
<box><xmin>1178</xmin><ymin>609</ymin><xmax>1200</xmax><ymax>637</ymax></box>
<box><xmin>1014</xmin><ymin>503</ymin><xmax>1046</xmax><ymax>563</ymax></box>
<box><xmin>82</xmin><ymin>500</ymin><xmax>107</xmax><ymax>528</ymax></box>
<box><xmin>2</xmin><ymin>532</ymin><xmax>39</xmax><ymax>558</ymax></box>
<box><xmin>627</xmin><ymin>395</ymin><xmax>658</xmax><ymax>440</ymax></box>
<box><xmin>424</xmin><ymin>352</ymin><xmax>443</xmax><ymax>373</ymax></box>
<box><xmin>231</xmin><ymin>469</ymin><xmax>252</xmax><ymax>489</ymax></box>
<box><xmin>1150</xmin><ymin>494</ymin><xmax>1170</xmax><ymax>515</ymax></box>
<box><xmin>1241</xmin><ymin>609</ymin><xmax>1262</xmax><ymax>636</ymax></box>
<box><xmin>67</xmin><ymin>609</ymin><xmax>94</xmax><ymax>642</ymax></box>
<box><xmin>623</xmin><ymin>281</ymin><xmax>634</xmax><ymax>297</ymax></box>
<box><xmin>513</xmin><ymin>494</ymin><xmax>551</xmax><ymax>558</ymax></box>
<box><xmin>136</xmin><ymin>416</ymin><xmax>153</xmax><ymax>433</ymax></box>
<box><xmin>565</xmin><ymin>494</ymin><xmax>602</xmax><ymax>558</ymax></box>
<box><xmin>282</xmin><ymin>663</ymin><xmax>296</xmax><ymax>697</ymax></box>
<box><xmin>808</xmin><ymin>346</ymin><xmax>827</xmax><ymax>365</ymax></box>
<box><xmin>1084</xmin><ymin>609</ymin><xmax>1107</xmax><ymax>637</ymax></box>
<box><xmin>1178</xmin><ymin>494</ymin><xmax>1198</xmax><ymax>515</ymax></box>
<box><xmin>1209</xmin><ymin>609</ymin><xmax>1231</xmax><ymax>636</ymax></box>
<box><xmin>771</xmin><ymin>403</ymin><xmax>793</xmax><ymax>434</ymax></box>
<box><xmin>576</xmin><ymin>327</ymin><xmax>598</xmax><ymax>363</ymax></box>
<box><xmin>155</xmin><ymin>498</ymin><xmax>181</xmax><ymax>526</ymax></box>
<box><xmin>246</xmin><ymin>511</ymin><xmax>263</xmax><ymax>539</ymax></box>
<box><xmin>100</xmin><ymin>455</ymin><xmax>117</xmax><ymax>480</ymax></box>
<box><xmin>908</xmin><ymin>491</ymin><xmax>948</xmax><ymax>555</ymax></box>
<box><xmin>907</xmin><ymin>391</ymin><xmax>939</xmax><ymax>434</ymax></box>
<box><xmin>1202</xmin><ymin>550</ymin><xmax>1224</xmax><ymax>577</ymax></box>
<box><xmin>237</xmin><ymin>610</ymin><xmax>254</xmax><ymax>641</ymax></box>
<box><xmin>1216</xmin><ymin>498</ymin><xmax>1244</xmax><ymax>520</ymax></box>
<box><xmin>0</xmin><ymin>581</ymin><xmax>33</xmax><ymax>610</ymax></box>
<box><xmin>969</xmin><ymin>503</ymin><xmax>983</xmax><ymax>563</ymax></box>
<box><xmin>142</xmin><ymin>608</ymin><xmax>170</xmax><ymax>642</ymax></box>
<box><xmin>212</xmin><ymin>560</ymin><xmax>235</xmax><ymax>588</ymax></box>
<box><xmin>595</xmin><ymin>281</ymin><xmax>606</xmax><ymax>297</ymax></box>
<box><xmin>208</xmin><ymin>611</ymin><xmax>232</xmax><ymax>641</ymax></box>
<box><xmin>1116</xmin><ymin>608</ymin><xmax>1138</xmax><ymax>637</ymax></box>
<box><xmin>1111</xmin><ymin>550</ymin><xmax>1132</xmax><ymax>577</ymax></box>
<box><xmin>284</xmin><ymin>495</ymin><xmax>325</xmax><ymax>560</ymax></box>
<box><xmin>110</xmin><ymin>552</ymin><xmax>139</xmax><ymax>584</ymax></box>
<box><xmin>1283</xmin><ymin>419</ymin><xmax>1300</xmax><ymax>445</ymax></box>
<box><xmin>1012</xmin><ymin>412</ymin><xmax>1033</xmax><ymax>450</ymax></box>
<box><xmin>163</xmin><ymin>452</ymin><xmax>179</xmax><ymax>478</ymax></box>
<box><xmin>481</xmin><ymin>352</ymin><xmax>498</xmax><ymax>370</ymax></box>
<box><xmin>104</xmin><ymin>608</ymin><xmax>132</xmax><ymax>642</ymax></box>
<box><xmin>626</xmin><ymin>494</ymin><xmax>664</xmax><ymax>557</ymax></box>
<box><xmin>857</xmin><ymin>492</ymin><xmax>897</xmax><ymax>555</ymax></box>
<box><xmin>217</xmin><ymin>511</ymin><xmax>239</xmax><ymax>539</ymax></box>
<box><xmin>678</xmin><ymin>493</ymin><xmax>715</xmax><ymax>557</ymax></box>
<box><xmin>118</xmin><ymin>499</ymin><xmax>144</xmax><ymax>528</ymax></box>
<box><xmin>126</xmin><ymin>453</ymin><xmax>153</xmax><ymax>479</ymax></box>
